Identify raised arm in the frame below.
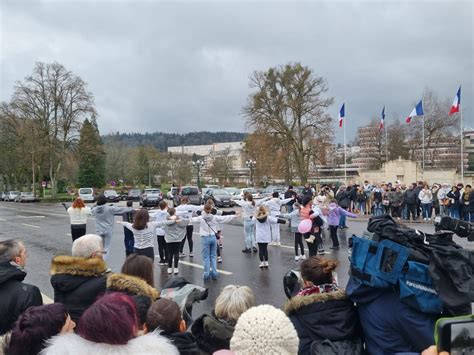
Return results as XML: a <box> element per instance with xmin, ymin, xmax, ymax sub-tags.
<box><xmin>278</xmin><ymin>197</ymin><xmax>294</xmax><ymax>206</ymax></box>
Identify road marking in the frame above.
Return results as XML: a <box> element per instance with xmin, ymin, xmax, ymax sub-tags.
<box><xmin>21</xmin><ymin>223</ymin><xmax>40</xmax><ymax>229</ymax></box>
<box><xmin>18</xmin><ymin>215</ymin><xmax>45</xmax><ymax>219</ymax></box>
<box><xmin>0</xmin><ymin>218</ymin><xmax>6</xmax><ymax>221</ymax></box>
<box><xmin>178</xmin><ymin>260</ymin><xmax>233</xmax><ymax>275</ymax></box>
<box><xmin>66</xmin><ymin>233</ymin><xmax>72</xmax><ymax>237</ymax></box>
<box><xmin>0</xmin><ymin>205</ymin><xmax>67</xmax><ymax>218</ymax></box>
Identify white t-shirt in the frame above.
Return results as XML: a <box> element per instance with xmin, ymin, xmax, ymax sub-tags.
<box><xmin>67</xmin><ymin>207</ymin><xmax>91</xmax><ymax>225</ymax></box>
<box><xmin>122</xmin><ymin>221</ymin><xmax>171</xmax><ymax>249</ymax></box>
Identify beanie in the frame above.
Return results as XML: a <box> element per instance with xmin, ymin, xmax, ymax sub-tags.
<box><xmin>230</xmin><ymin>305</ymin><xmax>299</xmax><ymax>355</ymax></box>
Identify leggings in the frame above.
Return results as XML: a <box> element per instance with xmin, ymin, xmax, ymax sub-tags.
<box><xmin>124</xmin><ymin>227</ymin><xmax>134</xmax><ymax>256</ymax></box>
<box><xmin>294</xmin><ymin>232</ymin><xmax>304</xmax><ymax>256</ymax></box>
<box><xmin>134</xmin><ymin>247</ymin><xmax>154</xmax><ymax>261</ymax></box>
<box><xmin>329</xmin><ymin>226</ymin><xmax>339</xmax><ymax>247</ymax></box>
<box><xmin>258</xmin><ymin>242</ymin><xmax>269</xmax><ymax>261</ymax></box>
<box><xmin>157</xmin><ymin>235</ymin><xmax>167</xmax><ymax>261</ymax></box>
<box><xmin>166</xmin><ymin>242</ymin><xmax>181</xmax><ymax>268</ymax></box>
<box><xmin>71</xmin><ymin>224</ymin><xmax>86</xmax><ymax>242</ymax></box>
<box><xmin>304</xmin><ymin>232</ymin><xmax>320</xmax><ymax>256</ymax></box>
<box><xmin>180</xmin><ymin>225</ymin><xmax>194</xmax><ymax>253</ymax></box>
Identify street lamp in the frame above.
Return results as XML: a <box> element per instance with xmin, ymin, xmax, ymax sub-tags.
<box><xmin>192</xmin><ymin>159</ymin><xmax>204</xmax><ymax>187</ymax></box>
<box><xmin>246</xmin><ymin>160</ymin><xmax>257</xmax><ymax>186</ymax></box>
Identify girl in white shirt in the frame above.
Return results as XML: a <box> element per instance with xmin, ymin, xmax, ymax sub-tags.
<box><xmin>235</xmin><ymin>193</ymin><xmax>257</xmax><ymax>253</ymax></box>
<box><xmin>64</xmin><ymin>198</ymin><xmax>91</xmax><ymax>242</ymax></box>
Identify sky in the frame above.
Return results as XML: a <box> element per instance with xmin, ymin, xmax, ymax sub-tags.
<box><xmin>1</xmin><ymin>0</ymin><xmax>473</xmax><ymax>142</ymax></box>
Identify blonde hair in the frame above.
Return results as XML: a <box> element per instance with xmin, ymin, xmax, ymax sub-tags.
<box><xmin>214</xmin><ymin>285</ymin><xmax>255</xmax><ymax>323</ymax></box>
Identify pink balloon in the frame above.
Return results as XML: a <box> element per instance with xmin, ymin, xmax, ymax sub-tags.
<box><xmin>298</xmin><ymin>219</ymin><xmax>312</xmax><ymax>234</ymax></box>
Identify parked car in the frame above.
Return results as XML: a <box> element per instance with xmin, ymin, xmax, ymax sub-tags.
<box><xmin>1</xmin><ymin>191</ymin><xmax>8</xmax><ymax>201</ymax></box>
<box><xmin>261</xmin><ymin>186</ymin><xmax>286</xmax><ymax>198</ymax></box>
<box><xmin>78</xmin><ymin>188</ymin><xmax>95</xmax><ymax>203</ymax></box>
<box><xmin>103</xmin><ymin>190</ymin><xmax>120</xmax><ymax>203</ymax></box>
<box><xmin>6</xmin><ymin>191</ymin><xmax>20</xmax><ymax>202</ymax></box>
<box><xmin>231</xmin><ymin>188</ymin><xmax>262</xmax><ymax>201</ymax></box>
<box><xmin>128</xmin><ymin>189</ymin><xmax>142</xmax><ymax>201</ymax></box>
<box><xmin>167</xmin><ymin>187</ymin><xmax>178</xmax><ymax>200</ymax></box>
<box><xmin>140</xmin><ymin>188</ymin><xmax>163</xmax><ymax>207</ymax></box>
<box><xmin>203</xmin><ymin>188</ymin><xmax>235</xmax><ymax>207</ymax></box>
<box><xmin>15</xmin><ymin>192</ymin><xmax>38</xmax><ymax>203</ymax></box>
<box><xmin>224</xmin><ymin>187</ymin><xmax>240</xmax><ymax>196</ymax></box>
<box><xmin>173</xmin><ymin>186</ymin><xmax>202</xmax><ymax>206</ymax></box>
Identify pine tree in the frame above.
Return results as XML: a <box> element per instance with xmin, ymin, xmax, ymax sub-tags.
<box><xmin>77</xmin><ymin>119</ymin><xmax>106</xmax><ymax>187</ymax></box>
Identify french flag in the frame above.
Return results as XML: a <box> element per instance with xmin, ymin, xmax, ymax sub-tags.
<box><xmin>339</xmin><ymin>103</ymin><xmax>345</xmax><ymax>128</ymax></box>
<box><xmin>449</xmin><ymin>86</ymin><xmax>461</xmax><ymax>115</ymax></box>
<box><xmin>406</xmin><ymin>100</ymin><xmax>424</xmax><ymax>123</ymax></box>
<box><xmin>380</xmin><ymin>106</ymin><xmax>386</xmax><ymax>129</ymax></box>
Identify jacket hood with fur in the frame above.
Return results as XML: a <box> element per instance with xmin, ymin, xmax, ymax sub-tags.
<box><xmin>284</xmin><ymin>289</ymin><xmax>348</xmax><ymax>315</ymax></box>
<box><xmin>50</xmin><ymin>256</ymin><xmax>108</xmax><ymax>277</ymax></box>
<box><xmin>106</xmin><ymin>273</ymin><xmax>159</xmax><ymax>300</ymax></box>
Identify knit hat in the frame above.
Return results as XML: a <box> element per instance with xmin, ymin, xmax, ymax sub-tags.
<box><xmin>230</xmin><ymin>305</ymin><xmax>299</xmax><ymax>355</ymax></box>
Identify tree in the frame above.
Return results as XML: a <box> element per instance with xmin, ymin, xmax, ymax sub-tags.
<box><xmin>207</xmin><ymin>148</ymin><xmax>235</xmax><ymax>184</ymax></box>
<box><xmin>11</xmin><ymin>62</ymin><xmax>96</xmax><ymax>197</ymax></box>
<box><xmin>244</xmin><ymin>62</ymin><xmax>334</xmax><ymax>183</ymax></box>
<box><xmin>77</xmin><ymin>119</ymin><xmax>106</xmax><ymax>187</ymax></box>
<box><xmin>387</xmin><ymin>118</ymin><xmax>409</xmax><ymax>161</ymax></box>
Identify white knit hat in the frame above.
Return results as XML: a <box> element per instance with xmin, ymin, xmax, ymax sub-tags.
<box><xmin>230</xmin><ymin>305</ymin><xmax>299</xmax><ymax>355</ymax></box>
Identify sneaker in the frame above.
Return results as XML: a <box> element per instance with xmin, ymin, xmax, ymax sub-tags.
<box><xmin>174</xmin><ymin>267</ymin><xmax>179</xmax><ymax>274</ymax></box>
<box><xmin>259</xmin><ymin>262</ymin><xmax>265</xmax><ymax>268</ymax></box>
<box><xmin>159</xmin><ymin>260</ymin><xmax>167</xmax><ymax>265</ymax></box>
<box><xmin>167</xmin><ymin>268</ymin><xmax>173</xmax><ymax>274</ymax></box>
<box><xmin>264</xmin><ymin>261</ymin><xmax>269</xmax><ymax>268</ymax></box>
<box><xmin>269</xmin><ymin>241</ymin><xmax>275</xmax><ymax>246</ymax></box>
<box><xmin>189</xmin><ymin>252</ymin><xmax>194</xmax><ymax>257</ymax></box>
<box><xmin>276</xmin><ymin>242</ymin><xmax>281</xmax><ymax>246</ymax></box>
<box><xmin>317</xmin><ymin>249</ymin><xmax>325</xmax><ymax>255</ymax></box>
<box><xmin>242</xmin><ymin>248</ymin><xmax>251</xmax><ymax>253</ymax></box>
<box><xmin>179</xmin><ymin>253</ymin><xmax>186</xmax><ymax>258</ymax></box>
<box><xmin>219</xmin><ymin>244</ymin><xmax>223</xmax><ymax>249</ymax></box>
<box><xmin>300</xmin><ymin>254</ymin><xmax>307</xmax><ymax>260</ymax></box>
<box><xmin>217</xmin><ymin>256</ymin><xmax>223</xmax><ymax>263</ymax></box>
<box><xmin>295</xmin><ymin>255</ymin><xmax>300</xmax><ymax>261</ymax></box>
<box><xmin>252</xmin><ymin>247</ymin><xmax>258</xmax><ymax>253</ymax></box>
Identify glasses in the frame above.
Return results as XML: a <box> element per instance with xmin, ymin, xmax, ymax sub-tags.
<box><xmin>93</xmin><ymin>251</ymin><xmax>107</xmax><ymax>255</ymax></box>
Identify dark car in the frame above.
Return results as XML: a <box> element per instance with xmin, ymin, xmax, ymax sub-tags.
<box><xmin>173</xmin><ymin>186</ymin><xmax>202</xmax><ymax>206</ymax></box>
<box><xmin>128</xmin><ymin>189</ymin><xmax>142</xmax><ymax>201</ymax></box>
<box><xmin>103</xmin><ymin>190</ymin><xmax>120</xmax><ymax>203</ymax></box>
<box><xmin>203</xmin><ymin>188</ymin><xmax>235</xmax><ymax>207</ymax></box>
<box><xmin>140</xmin><ymin>188</ymin><xmax>163</xmax><ymax>207</ymax></box>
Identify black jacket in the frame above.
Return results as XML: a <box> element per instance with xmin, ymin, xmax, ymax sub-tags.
<box><xmin>163</xmin><ymin>332</ymin><xmax>199</xmax><ymax>355</ymax></box>
<box><xmin>50</xmin><ymin>256</ymin><xmax>108</xmax><ymax>323</ymax></box>
<box><xmin>284</xmin><ymin>289</ymin><xmax>362</xmax><ymax>355</ymax></box>
<box><xmin>336</xmin><ymin>191</ymin><xmax>350</xmax><ymax>209</ymax></box>
<box><xmin>447</xmin><ymin>190</ymin><xmax>461</xmax><ymax>208</ymax></box>
<box><xmin>190</xmin><ymin>312</ymin><xmax>234</xmax><ymax>355</ymax></box>
<box><xmin>0</xmin><ymin>261</ymin><xmax>43</xmax><ymax>335</ymax></box>
<box><xmin>404</xmin><ymin>189</ymin><xmax>418</xmax><ymax>204</ymax></box>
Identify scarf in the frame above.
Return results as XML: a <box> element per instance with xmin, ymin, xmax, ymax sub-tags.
<box><xmin>297</xmin><ymin>282</ymin><xmax>339</xmax><ymax>297</ymax></box>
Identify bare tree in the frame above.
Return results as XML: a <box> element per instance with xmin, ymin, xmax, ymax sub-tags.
<box><xmin>244</xmin><ymin>63</ymin><xmax>334</xmax><ymax>183</ymax></box>
<box><xmin>206</xmin><ymin>148</ymin><xmax>235</xmax><ymax>184</ymax></box>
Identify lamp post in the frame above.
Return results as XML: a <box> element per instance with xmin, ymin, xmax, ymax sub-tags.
<box><xmin>246</xmin><ymin>160</ymin><xmax>257</xmax><ymax>186</ymax></box>
<box><xmin>192</xmin><ymin>159</ymin><xmax>204</xmax><ymax>187</ymax></box>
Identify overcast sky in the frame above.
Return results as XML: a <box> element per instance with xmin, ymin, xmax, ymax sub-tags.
<box><xmin>1</xmin><ymin>0</ymin><xmax>473</xmax><ymax>142</ymax></box>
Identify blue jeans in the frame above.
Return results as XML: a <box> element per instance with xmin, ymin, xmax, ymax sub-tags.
<box><xmin>201</xmin><ymin>235</ymin><xmax>218</xmax><ymax>280</ymax></box>
<box><xmin>421</xmin><ymin>203</ymin><xmax>432</xmax><ymax>219</ymax></box>
<box><xmin>357</xmin><ymin>201</ymin><xmax>365</xmax><ymax>214</ymax></box>
<box><xmin>123</xmin><ymin>227</ymin><xmax>134</xmax><ymax>256</ymax></box>
<box><xmin>339</xmin><ymin>213</ymin><xmax>346</xmax><ymax>227</ymax></box>
<box><xmin>401</xmin><ymin>205</ymin><xmax>408</xmax><ymax>219</ymax></box>
<box><xmin>373</xmin><ymin>203</ymin><xmax>384</xmax><ymax>216</ymax></box>
<box><xmin>243</xmin><ymin>219</ymin><xmax>256</xmax><ymax>249</ymax></box>
<box><xmin>464</xmin><ymin>211</ymin><xmax>473</xmax><ymax>222</ymax></box>
<box><xmin>449</xmin><ymin>207</ymin><xmax>460</xmax><ymax>219</ymax></box>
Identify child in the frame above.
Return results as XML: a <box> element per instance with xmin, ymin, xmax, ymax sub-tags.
<box><xmin>163</xmin><ymin>208</ymin><xmax>189</xmax><ymax>275</ymax></box>
<box><xmin>149</xmin><ymin>200</ymin><xmax>169</xmax><ymax>265</ymax></box>
<box><xmin>278</xmin><ymin>201</ymin><xmax>305</xmax><ymax>261</ymax></box>
<box><xmin>122</xmin><ymin>200</ymin><xmax>136</xmax><ymax>256</ymax></box>
<box><xmin>300</xmin><ymin>196</ymin><xmax>324</xmax><ymax>257</ymax></box>
<box><xmin>255</xmin><ymin>206</ymin><xmax>286</xmax><ymax>268</ymax></box>
<box><xmin>327</xmin><ymin>200</ymin><xmax>357</xmax><ymax>250</ymax></box>
<box><xmin>146</xmin><ymin>298</ymin><xmax>199</xmax><ymax>354</ymax></box>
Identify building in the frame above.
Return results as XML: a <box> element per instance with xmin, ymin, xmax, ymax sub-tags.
<box><xmin>464</xmin><ymin>130</ymin><xmax>474</xmax><ymax>172</ymax></box>
<box><xmin>353</xmin><ymin>125</ymin><xmax>385</xmax><ymax>170</ymax></box>
<box><xmin>410</xmin><ymin>136</ymin><xmax>467</xmax><ymax>171</ymax></box>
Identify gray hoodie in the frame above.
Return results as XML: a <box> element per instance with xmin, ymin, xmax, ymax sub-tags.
<box><xmin>164</xmin><ymin>218</ymin><xmax>189</xmax><ymax>243</ymax></box>
<box><xmin>91</xmin><ymin>205</ymin><xmax>132</xmax><ymax>234</ymax></box>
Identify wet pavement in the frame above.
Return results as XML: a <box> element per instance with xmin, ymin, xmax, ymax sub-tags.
<box><xmin>0</xmin><ymin>201</ymin><xmax>472</xmax><ymax>319</ymax></box>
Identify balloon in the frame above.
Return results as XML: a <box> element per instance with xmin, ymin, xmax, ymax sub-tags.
<box><xmin>298</xmin><ymin>219</ymin><xmax>312</xmax><ymax>234</ymax></box>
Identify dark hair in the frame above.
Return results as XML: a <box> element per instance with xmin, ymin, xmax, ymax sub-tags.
<box><xmin>5</xmin><ymin>303</ymin><xmax>68</xmax><ymax>355</ymax></box>
<box><xmin>77</xmin><ymin>293</ymin><xmax>138</xmax><ymax>345</ymax></box>
<box><xmin>159</xmin><ymin>200</ymin><xmax>167</xmax><ymax>209</ymax></box>
<box><xmin>466</xmin><ymin>184</ymin><xmax>472</xmax><ymax>189</ymax></box>
<box><xmin>246</xmin><ymin>194</ymin><xmax>255</xmax><ymax>206</ymax></box>
<box><xmin>133</xmin><ymin>295</ymin><xmax>152</xmax><ymax>330</ymax></box>
<box><xmin>96</xmin><ymin>195</ymin><xmax>106</xmax><ymax>206</ymax></box>
<box><xmin>132</xmin><ymin>209</ymin><xmax>149</xmax><ymax>230</ymax></box>
<box><xmin>300</xmin><ymin>256</ymin><xmax>338</xmax><ymax>285</ymax></box>
<box><xmin>146</xmin><ymin>298</ymin><xmax>182</xmax><ymax>334</ymax></box>
<box><xmin>121</xmin><ymin>254</ymin><xmax>154</xmax><ymax>287</ymax></box>
<box><xmin>126</xmin><ymin>200</ymin><xmax>133</xmax><ymax>207</ymax></box>
<box><xmin>168</xmin><ymin>207</ymin><xmax>176</xmax><ymax>216</ymax></box>
<box><xmin>272</xmin><ymin>191</ymin><xmax>279</xmax><ymax>198</ymax></box>
<box><xmin>301</xmin><ymin>196</ymin><xmax>312</xmax><ymax>207</ymax></box>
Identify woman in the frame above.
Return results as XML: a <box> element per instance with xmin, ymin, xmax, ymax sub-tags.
<box><xmin>65</xmin><ymin>198</ymin><xmax>91</xmax><ymax>241</ymax></box>
<box><xmin>461</xmin><ymin>185</ymin><xmax>472</xmax><ymax>222</ymax></box>
<box><xmin>355</xmin><ymin>186</ymin><xmax>366</xmax><ymax>215</ymax></box>
<box><xmin>41</xmin><ymin>293</ymin><xmax>178</xmax><ymax>354</ymax></box>
<box><xmin>390</xmin><ymin>186</ymin><xmax>403</xmax><ymax>219</ymax></box>
<box><xmin>235</xmin><ymin>193</ymin><xmax>257</xmax><ymax>254</ymax></box>
<box><xmin>284</xmin><ymin>256</ymin><xmax>362</xmax><ymax>354</ymax></box>
<box><xmin>371</xmin><ymin>184</ymin><xmax>384</xmax><ymax>216</ymax></box>
<box><xmin>163</xmin><ymin>208</ymin><xmax>189</xmax><ymax>275</ymax></box>
<box><xmin>300</xmin><ymin>196</ymin><xmax>324</xmax><ymax>257</ymax></box>
<box><xmin>121</xmin><ymin>253</ymin><xmax>155</xmax><ymax>287</ymax></box>
<box><xmin>176</xmin><ymin>197</ymin><xmax>203</xmax><ymax>258</ymax></box>
<box><xmin>255</xmin><ymin>206</ymin><xmax>286</xmax><ymax>268</ymax></box>
<box><xmin>191</xmin><ymin>285</ymin><xmax>254</xmax><ymax>354</ymax></box>
<box><xmin>3</xmin><ymin>303</ymin><xmax>75</xmax><ymax>355</ymax></box>
<box><xmin>190</xmin><ymin>203</ymin><xmax>237</xmax><ymax>281</ymax></box>
<box><xmin>382</xmin><ymin>185</ymin><xmax>391</xmax><ymax>215</ymax></box>
<box><xmin>447</xmin><ymin>186</ymin><xmax>461</xmax><ymax>219</ymax></box>
<box><xmin>418</xmin><ymin>184</ymin><xmax>433</xmax><ymax>221</ymax></box>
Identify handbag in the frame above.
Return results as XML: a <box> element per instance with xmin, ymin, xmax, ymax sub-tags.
<box><xmin>204</xmin><ymin>219</ymin><xmax>220</xmax><ymax>239</ymax></box>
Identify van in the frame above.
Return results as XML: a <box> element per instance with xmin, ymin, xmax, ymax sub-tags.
<box><xmin>78</xmin><ymin>188</ymin><xmax>95</xmax><ymax>202</ymax></box>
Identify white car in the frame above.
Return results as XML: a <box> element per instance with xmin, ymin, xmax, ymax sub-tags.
<box><xmin>78</xmin><ymin>188</ymin><xmax>95</xmax><ymax>203</ymax></box>
<box><xmin>6</xmin><ymin>191</ymin><xmax>20</xmax><ymax>202</ymax></box>
<box><xmin>232</xmin><ymin>188</ymin><xmax>262</xmax><ymax>201</ymax></box>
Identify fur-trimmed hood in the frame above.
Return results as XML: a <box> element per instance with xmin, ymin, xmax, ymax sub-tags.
<box><xmin>284</xmin><ymin>289</ymin><xmax>348</xmax><ymax>315</ymax></box>
<box><xmin>107</xmin><ymin>273</ymin><xmax>159</xmax><ymax>300</ymax></box>
<box><xmin>50</xmin><ymin>256</ymin><xmax>108</xmax><ymax>277</ymax></box>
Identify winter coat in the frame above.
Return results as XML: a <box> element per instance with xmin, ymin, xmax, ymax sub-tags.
<box><xmin>40</xmin><ymin>331</ymin><xmax>179</xmax><ymax>355</ymax></box>
<box><xmin>161</xmin><ymin>332</ymin><xmax>199</xmax><ymax>355</ymax></box>
<box><xmin>390</xmin><ymin>191</ymin><xmax>403</xmax><ymax>207</ymax></box>
<box><xmin>372</xmin><ymin>188</ymin><xmax>383</xmax><ymax>203</ymax></box>
<box><xmin>447</xmin><ymin>190</ymin><xmax>461</xmax><ymax>208</ymax></box>
<box><xmin>50</xmin><ymin>256</ymin><xmax>109</xmax><ymax>323</ymax></box>
<box><xmin>164</xmin><ymin>218</ymin><xmax>189</xmax><ymax>243</ymax></box>
<box><xmin>91</xmin><ymin>205</ymin><xmax>132</xmax><ymax>235</ymax></box>
<box><xmin>335</xmin><ymin>191</ymin><xmax>350</xmax><ymax>209</ymax></box>
<box><xmin>190</xmin><ymin>312</ymin><xmax>235</xmax><ymax>355</ymax></box>
<box><xmin>470</xmin><ymin>191</ymin><xmax>474</xmax><ymax>213</ymax></box>
<box><xmin>418</xmin><ymin>189</ymin><xmax>433</xmax><ymax>204</ymax></box>
<box><xmin>284</xmin><ymin>289</ymin><xmax>363</xmax><ymax>355</ymax></box>
<box><xmin>355</xmin><ymin>192</ymin><xmax>366</xmax><ymax>203</ymax></box>
<box><xmin>255</xmin><ymin>216</ymin><xmax>282</xmax><ymax>243</ymax></box>
<box><xmin>327</xmin><ymin>206</ymin><xmax>357</xmax><ymax>226</ymax></box>
<box><xmin>191</xmin><ymin>213</ymin><xmax>235</xmax><ymax>237</ymax></box>
<box><xmin>106</xmin><ymin>273</ymin><xmax>159</xmax><ymax>300</ymax></box>
<box><xmin>280</xmin><ymin>208</ymin><xmax>301</xmax><ymax>233</ymax></box>
<box><xmin>404</xmin><ymin>189</ymin><xmax>418</xmax><ymax>205</ymax></box>
<box><xmin>67</xmin><ymin>206</ymin><xmax>91</xmax><ymax>225</ymax></box>
<box><xmin>437</xmin><ymin>187</ymin><xmax>450</xmax><ymax>201</ymax></box>
<box><xmin>0</xmin><ymin>262</ymin><xmax>43</xmax><ymax>335</ymax></box>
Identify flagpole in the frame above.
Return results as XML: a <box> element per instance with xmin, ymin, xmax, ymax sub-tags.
<box><xmin>422</xmin><ymin>114</ymin><xmax>425</xmax><ymax>177</ymax></box>
<box><xmin>344</xmin><ymin>119</ymin><xmax>347</xmax><ymax>185</ymax></box>
<box><xmin>460</xmin><ymin>102</ymin><xmax>464</xmax><ymax>184</ymax></box>
<box><xmin>385</xmin><ymin>123</ymin><xmax>388</xmax><ymax>162</ymax></box>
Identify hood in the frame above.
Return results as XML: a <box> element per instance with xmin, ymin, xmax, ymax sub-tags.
<box><xmin>0</xmin><ymin>261</ymin><xmax>26</xmax><ymax>285</ymax></box>
<box><xmin>284</xmin><ymin>289</ymin><xmax>347</xmax><ymax>315</ymax></box>
<box><xmin>345</xmin><ymin>277</ymin><xmax>387</xmax><ymax>304</ymax></box>
<box><xmin>202</xmin><ymin>212</ymin><xmax>214</xmax><ymax>222</ymax></box>
<box><xmin>256</xmin><ymin>216</ymin><xmax>268</xmax><ymax>223</ymax></box>
<box><xmin>191</xmin><ymin>313</ymin><xmax>234</xmax><ymax>343</ymax></box>
<box><xmin>50</xmin><ymin>256</ymin><xmax>108</xmax><ymax>277</ymax></box>
<box><xmin>165</xmin><ymin>332</ymin><xmax>199</xmax><ymax>353</ymax></box>
<box><xmin>107</xmin><ymin>273</ymin><xmax>159</xmax><ymax>300</ymax></box>
<box><xmin>328</xmin><ymin>203</ymin><xmax>338</xmax><ymax>210</ymax></box>
<box><xmin>92</xmin><ymin>205</ymin><xmax>106</xmax><ymax>214</ymax></box>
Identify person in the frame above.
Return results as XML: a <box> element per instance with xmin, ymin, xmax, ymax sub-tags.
<box><xmin>299</xmin><ymin>196</ymin><xmax>324</xmax><ymax>257</ymax></box>
<box><xmin>106</xmin><ymin>271</ymin><xmax>159</xmax><ymax>301</ymax></box>
<box><xmin>284</xmin><ymin>185</ymin><xmax>297</xmax><ymax>213</ymax></box>
<box><xmin>371</xmin><ymin>184</ymin><xmax>384</xmax><ymax>216</ymax></box>
<box><xmin>447</xmin><ymin>185</ymin><xmax>461</xmax><ymax>219</ymax></box>
<box><xmin>355</xmin><ymin>186</ymin><xmax>366</xmax><ymax>215</ymax></box>
<box><xmin>363</xmin><ymin>181</ymin><xmax>373</xmax><ymax>215</ymax></box>
<box><xmin>461</xmin><ymin>184</ymin><xmax>472</xmax><ymax>222</ymax></box>
<box><xmin>176</xmin><ymin>197</ymin><xmax>203</xmax><ymax>258</ymax></box>
<box><xmin>41</xmin><ymin>293</ymin><xmax>179</xmax><ymax>354</ymax></box>
<box><xmin>63</xmin><ymin>197</ymin><xmax>91</xmax><ymax>242</ymax></box>
<box><xmin>91</xmin><ymin>195</ymin><xmax>133</xmax><ymax>259</ymax></box>
<box><xmin>390</xmin><ymin>186</ymin><xmax>403</xmax><ymax>219</ymax></box>
<box><xmin>235</xmin><ymin>193</ymin><xmax>257</xmax><ymax>254</ymax></box>
<box><xmin>284</xmin><ymin>257</ymin><xmax>362</xmax><ymax>354</ymax></box>
<box><xmin>122</xmin><ymin>200</ymin><xmax>136</xmax><ymax>256</ymax></box>
<box><xmin>437</xmin><ymin>183</ymin><xmax>451</xmax><ymax>217</ymax></box>
<box><xmin>431</xmin><ymin>183</ymin><xmax>440</xmax><ymax>216</ymax></box>
<box><xmin>335</xmin><ymin>185</ymin><xmax>351</xmax><ymax>228</ymax></box>
<box><xmin>149</xmin><ymin>200</ymin><xmax>170</xmax><ymax>265</ymax></box>
<box><xmin>2</xmin><ymin>303</ymin><xmax>75</xmax><ymax>355</ymax></box>
<box><xmin>121</xmin><ymin>253</ymin><xmax>155</xmax><ymax>287</ymax></box>
<box><xmin>382</xmin><ymin>185</ymin><xmax>391</xmax><ymax>215</ymax></box>
<box><xmin>262</xmin><ymin>192</ymin><xmax>294</xmax><ymax>246</ymax></box>
<box><xmin>419</xmin><ymin>184</ymin><xmax>433</xmax><ymax>221</ymax></box>
<box><xmin>146</xmin><ymin>298</ymin><xmax>199</xmax><ymax>354</ymax></box>
<box><xmin>302</xmin><ymin>183</ymin><xmax>313</xmax><ymax>198</ymax></box>
<box><xmin>279</xmin><ymin>200</ymin><xmax>305</xmax><ymax>261</ymax></box>
<box><xmin>230</xmin><ymin>304</ymin><xmax>299</xmax><ymax>355</ymax></box>
<box><xmin>404</xmin><ymin>183</ymin><xmax>418</xmax><ymax>221</ymax></box>
<box><xmin>254</xmin><ymin>205</ymin><xmax>286</xmax><ymax>268</ymax></box>
<box><xmin>0</xmin><ymin>239</ymin><xmax>43</xmax><ymax>335</ymax></box>
<box><xmin>327</xmin><ymin>200</ymin><xmax>357</xmax><ymax>250</ymax></box>
<box><xmin>191</xmin><ymin>285</ymin><xmax>255</xmax><ymax>354</ymax></box>
<box><xmin>163</xmin><ymin>207</ymin><xmax>189</xmax><ymax>275</ymax></box>
<box><xmin>50</xmin><ymin>234</ymin><xmax>109</xmax><ymax>323</ymax></box>
<box><xmin>117</xmin><ymin>208</ymin><xmax>176</xmax><ymax>261</ymax></box>
<box><xmin>190</xmin><ymin>203</ymin><xmax>237</xmax><ymax>281</ymax></box>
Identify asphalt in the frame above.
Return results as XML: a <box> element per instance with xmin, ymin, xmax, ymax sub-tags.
<box><xmin>0</xmin><ymin>200</ymin><xmax>472</xmax><ymax>320</ymax></box>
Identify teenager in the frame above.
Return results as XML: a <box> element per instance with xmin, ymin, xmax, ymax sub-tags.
<box><xmin>122</xmin><ymin>200</ymin><xmax>136</xmax><ymax>256</ymax></box>
<box><xmin>176</xmin><ymin>197</ymin><xmax>203</xmax><ymax>258</ymax></box>
<box><xmin>235</xmin><ymin>193</ymin><xmax>257</xmax><ymax>254</ymax></box>
<box><xmin>63</xmin><ymin>198</ymin><xmax>91</xmax><ymax>242</ymax></box>
<box><xmin>327</xmin><ymin>200</ymin><xmax>357</xmax><ymax>250</ymax></box>
<box><xmin>255</xmin><ymin>206</ymin><xmax>286</xmax><ymax>268</ymax></box>
<box><xmin>149</xmin><ymin>200</ymin><xmax>170</xmax><ymax>265</ymax></box>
